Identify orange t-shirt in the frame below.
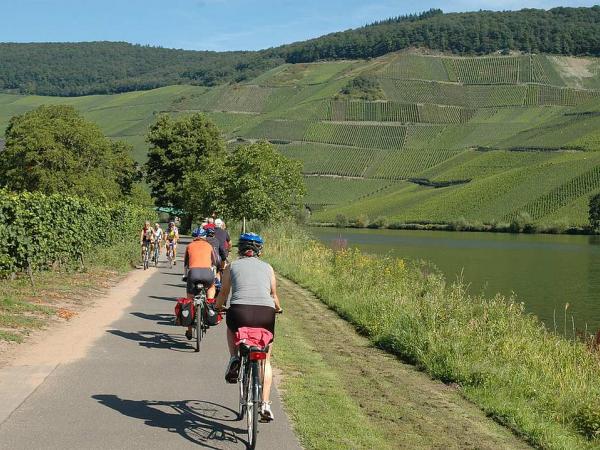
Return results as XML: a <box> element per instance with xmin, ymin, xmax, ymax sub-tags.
<box><xmin>185</xmin><ymin>240</ymin><xmax>214</xmax><ymax>268</ymax></box>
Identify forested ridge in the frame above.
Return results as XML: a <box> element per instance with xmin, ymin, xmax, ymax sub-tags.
<box><xmin>3</xmin><ymin>6</ymin><xmax>600</xmax><ymax>96</ymax></box>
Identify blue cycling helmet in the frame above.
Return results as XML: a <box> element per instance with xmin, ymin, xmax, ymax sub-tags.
<box><xmin>192</xmin><ymin>227</ymin><xmax>207</xmax><ymax>238</ymax></box>
<box><xmin>238</xmin><ymin>232</ymin><xmax>264</xmax><ymax>256</ymax></box>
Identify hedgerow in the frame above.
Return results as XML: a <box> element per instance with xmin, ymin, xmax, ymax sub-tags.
<box><xmin>0</xmin><ymin>190</ymin><xmax>151</xmax><ymax>274</ymax></box>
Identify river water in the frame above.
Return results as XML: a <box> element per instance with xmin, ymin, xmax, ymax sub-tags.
<box><xmin>311</xmin><ymin>227</ymin><xmax>600</xmax><ymax>334</ymax></box>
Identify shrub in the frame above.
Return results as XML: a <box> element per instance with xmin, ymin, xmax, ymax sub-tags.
<box><xmin>354</xmin><ymin>215</ymin><xmax>370</xmax><ymax>228</ymax></box>
<box><xmin>368</xmin><ymin>216</ymin><xmax>388</xmax><ymax>229</ymax></box>
<box><xmin>0</xmin><ymin>190</ymin><xmax>151</xmax><ymax>274</ymax></box>
<box><xmin>334</xmin><ymin>214</ymin><xmax>348</xmax><ymax>228</ymax></box>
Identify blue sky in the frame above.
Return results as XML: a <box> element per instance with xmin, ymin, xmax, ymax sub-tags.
<box><xmin>1</xmin><ymin>0</ymin><xmax>598</xmax><ymax>51</ymax></box>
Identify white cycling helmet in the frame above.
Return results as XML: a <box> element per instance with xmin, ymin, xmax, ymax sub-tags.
<box><xmin>215</xmin><ymin>218</ymin><xmax>224</xmax><ymax>228</ymax></box>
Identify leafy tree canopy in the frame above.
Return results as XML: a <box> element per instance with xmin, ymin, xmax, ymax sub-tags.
<box><xmin>182</xmin><ymin>141</ymin><xmax>306</xmax><ymax>223</ymax></box>
<box><xmin>0</xmin><ymin>105</ymin><xmax>142</xmax><ymax>203</ymax></box>
<box><xmin>145</xmin><ymin>113</ymin><xmax>225</xmax><ymax>210</ymax></box>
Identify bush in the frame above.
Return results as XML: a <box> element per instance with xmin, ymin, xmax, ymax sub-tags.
<box><xmin>0</xmin><ymin>190</ymin><xmax>151</xmax><ymax>274</ymax></box>
<box><xmin>368</xmin><ymin>216</ymin><xmax>388</xmax><ymax>229</ymax></box>
<box><xmin>353</xmin><ymin>215</ymin><xmax>370</xmax><ymax>228</ymax></box>
<box><xmin>334</xmin><ymin>214</ymin><xmax>348</xmax><ymax>228</ymax></box>
<box><xmin>509</xmin><ymin>211</ymin><xmax>535</xmax><ymax>233</ymax></box>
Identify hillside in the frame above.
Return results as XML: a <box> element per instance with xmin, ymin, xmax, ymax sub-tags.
<box><xmin>3</xmin><ymin>6</ymin><xmax>600</xmax><ymax>96</ymax></box>
<box><xmin>3</xmin><ymin>51</ymin><xmax>600</xmax><ymax>226</ymax></box>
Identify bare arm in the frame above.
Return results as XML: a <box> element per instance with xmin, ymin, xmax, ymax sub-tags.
<box><xmin>216</xmin><ymin>266</ymin><xmax>231</xmax><ymax>309</ymax></box>
<box><xmin>270</xmin><ymin>267</ymin><xmax>282</xmax><ymax>312</ymax></box>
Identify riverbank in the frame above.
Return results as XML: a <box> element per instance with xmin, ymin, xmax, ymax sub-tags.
<box><xmin>273</xmin><ymin>274</ymin><xmax>530</xmax><ymax>449</ymax></box>
<box><xmin>309</xmin><ymin>219</ymin><xmax>593</xmax><ymax>236</ymax></box>
<box><xmin>262</xmin><ymin>222</ymin><xmax>600</xmax><ymax>449</ymax></box>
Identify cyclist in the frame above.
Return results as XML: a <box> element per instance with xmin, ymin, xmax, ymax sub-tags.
<box><xmin>215</xmin><ymin>232</ymin><xmax>282</xmax><ymax>422</ymax></box>
<box><xmin>139</xmin><ymin>221</ymin><xmax>154</xmax><ymax>261</ymax></box>
<box><xmin>183</xmin><ymin>227</ymin><xmax>219</xmax><ymax>340</ymax></box>
<box><xmin>204</xmin><ymin>224</ymin><xmax>226</xmax><ymax>274</ymax></box>
<box><xmin>152</xmin><ymin>223</ymin><xmax>164</xmax><ymax>262</ymax></box>
<box><xmin>165</xmin><ymin>221</ymin><xmax>179</xmax><ymax>264</ymax></box>
<box><xmin>214</xmin><ymin>218</ymin><xmax>231</xmax><ymax>267</ymax></box>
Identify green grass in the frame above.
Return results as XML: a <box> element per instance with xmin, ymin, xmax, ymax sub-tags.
<box><xmin>263</xmin><ymin>222</ymin><xmax>600</xmax><ymax>449</ymax></box>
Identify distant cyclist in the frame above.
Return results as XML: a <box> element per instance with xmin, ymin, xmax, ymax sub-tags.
<box><xmin>152</xmin><ymin>223</ymin><xmax>164</xmax><ymax>262</ymax></box>
<box><xmin>166</xmin><ymin>221</ymin><xmax>179</xmax><ymax>264</ymax></box>
<box><xmin>183</xmin><ymin>228</ymin><xmax>219</xmax><ymax>340</ymax></box>
<box><xmin>214</xmin><ymin>218</ymin><xmax>231</xmax><ymax>267</ymax></box>
<box><xmin>215</xmin><ymin>232</ymin><xmax>282</xmax><ymax>422</ymax></box>
<box><xmin>139</xmin><ymin>221</ymin><xmax>154</xmax><ymax>260</ymax></box>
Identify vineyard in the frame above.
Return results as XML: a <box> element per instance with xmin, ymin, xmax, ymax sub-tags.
<box><xmin>0</xmin><ymin>190</ymin><xmax>149</xmax><ymax>273</ymax></box>
<box><xmin>3</xmin><ymin>50</ymin><xmax>600</xmax><ymax>226</ymax></box>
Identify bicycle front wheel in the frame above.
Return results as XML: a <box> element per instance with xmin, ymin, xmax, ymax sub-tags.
<box><xmin>247</xmin><ymin>362</ymin><xmax>260</xmax><ymax>449</ymax></box>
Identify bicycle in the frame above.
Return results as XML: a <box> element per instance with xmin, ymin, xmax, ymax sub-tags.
<box><xmin>142</xmin><ymin>241</ymin><xmax>151</xmax><ymax>270</ymax></box>
<box><xmin>191</xmin><ymin>283</ymin><xmax>207</xmax><ymax>353</ymax></box>
<box><xmin>166</xmin><ymin>241</ymin><xmax>175</xmax><ymax>268</ymax></box>
<box><xmin>234</xmin><ymin>310</ymin><xmax>282</xmax><ymax>449</ymax></box>
<box><xmin>152</xmin><ymin>239</ymin><xmax>160</xmax><ymax>268</ymax></box>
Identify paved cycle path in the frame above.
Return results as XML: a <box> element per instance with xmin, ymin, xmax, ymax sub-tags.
<box><xmin>0</xmin><ymin>242</ymin><xmax>301</xmax><ymax>450</ymax></box>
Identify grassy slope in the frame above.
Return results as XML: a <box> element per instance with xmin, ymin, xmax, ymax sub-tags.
<box><xmin>3</xmin><ymin>52</ymin><xmax>600</xmax><ymax>224</ymax></box>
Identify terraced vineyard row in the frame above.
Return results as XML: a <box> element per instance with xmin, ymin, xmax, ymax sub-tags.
<box><xmin>327</xmin><ymin>100</ymin><xmax>473</xmax><ymax>123</ymax></box>
<box><xmin>368</xmin><ymin>148</ymin><xmax>463</xmax><ymax>180</ymax></box>
<box><xmin>444</xmin><ymin>57</ymin><xmax>521</xmax><ymax>84</ymax></box>
<box><xmin>244</xmin><ymin>120</ymin><xmax>309</xmax><ymax>141</ymax></box>
<box><xmin>377</xmin><ymin>54</ymin><xmax>450</xmax><ymax>81</ymax></box>
<box><xmin>524</xmin><ymin>84</ymin><xmax>600</xmax><ymax>106</ymax></box>
<box><xmin>278</xmin><ymin>142</ymin><xmax>381</xmax><ymax>177</ymax></box>
<box><xmin>505</xmin><ymin>165</ymin><xmax>600</xmax><ymax>221</ymax></box>
<box><xmin>304</xmin><ymin>122</ymin><xmax>407</xmax><ymax>150</ymax></box>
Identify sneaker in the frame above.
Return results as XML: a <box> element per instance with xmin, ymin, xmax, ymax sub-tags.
<box><xmin>225</xmin><ymin>356</ymin><xmax>240</xmax><ymax>383</ymax></box>
<box><xmin>260</xmin><ymin>402</ymin><xmax>274</xmax><ymax>421</ymax></box>
<box><xmin>185</xmin><ymin>329</ymin><xmax>192</xmax><ymax>340</ymax></box>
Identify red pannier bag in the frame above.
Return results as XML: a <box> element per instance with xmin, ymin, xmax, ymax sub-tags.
<box><xmin>235</xmin><ymin>327</ymin><xmax>273</xmax><ymax>348</ymax></box>
<box><xmin>205</xmin><ymin>298</ymin><xmax>222</xmax><ymax>327</ymax></box>
<box><xmin>174</xmin><ymin>298</ymin><xmax>195</xmax><ymax>326</ymax></box>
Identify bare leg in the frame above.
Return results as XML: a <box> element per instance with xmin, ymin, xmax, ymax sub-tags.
<box><xmin>227</xmin><ymin>328</ymin><xmax>237</xmax><ymax>356</ymax></box>
<box><xmin>262</xmin><ymin>346</ymin><xmax>273</xmax><ymax>403</ymax></box>
<box><xmin>207</xmin><ymin>285</ymin><xmax>216</xmax><ymax>299</ymax></box>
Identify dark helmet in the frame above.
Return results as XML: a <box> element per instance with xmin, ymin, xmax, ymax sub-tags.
<box><xmin>238</xmin><ymin>233</ymin><xmax>264</xmax><ymax>256</ymax></box>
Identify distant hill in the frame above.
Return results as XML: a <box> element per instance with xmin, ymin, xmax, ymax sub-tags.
<box><xmin>2</xmin><ymin>6</ymin><xmax>600</xmax><ymax>96</ymax></box>
<box><xmin>3</xmin><ymin>51</ymin><xmax>600</xmax><ymax>226</ymax></box>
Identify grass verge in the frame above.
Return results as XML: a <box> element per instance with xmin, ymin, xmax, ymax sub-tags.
<box><xmin>273</xmin><ymin>275</ymin><xmax>529</xmax><ymax>449</ymax></box>
<box><xmin>261</xmin><ymin>221</ymin><xmax>600</xmax><ymax>450</ymax></box>
<box><xmin>0</xmin><ymin>240</ymin><xmax>140</xmax><ymax>347</ymax></box>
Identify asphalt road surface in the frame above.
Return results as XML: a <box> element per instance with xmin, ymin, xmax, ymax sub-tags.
<box><xmin>0</xmin><ymin>243</ymin><xmax>301</xmax><ymax>450</ymax></box>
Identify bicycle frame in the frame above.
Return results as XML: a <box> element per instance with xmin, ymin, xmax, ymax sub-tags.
<box><xmin>238</xmin><ymin>344</ymin><xmax>269</xmax><ymax>449</ymax></box>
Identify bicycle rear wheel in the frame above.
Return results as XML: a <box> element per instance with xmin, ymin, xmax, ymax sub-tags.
<box><xmin>247</xmin><ymin>362</ymin><xmax>260</xmax><ymax>449</ymax></box>
<box><xmin>238</xmin><ymin>358</ymin><xmax>248</xmax><ymax>420</ymax></box>
<box><xmin>195</xmin><ymin>303</ymin><xmax>203</xmax><ymax>353</ymax></box>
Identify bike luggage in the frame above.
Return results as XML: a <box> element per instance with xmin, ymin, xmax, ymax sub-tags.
<box><xmin>205</xmin><ymin>298</ymin><xmax>222</xmax><ymax>327</ymax></box>
<box><xmin>174</xmin><ymin>298</ymin><xmax>195</xmax><ymax>326</ymax></box>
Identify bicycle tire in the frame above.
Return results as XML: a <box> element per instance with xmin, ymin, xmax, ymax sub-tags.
<box><xmin>247</xmin><ymin>361</ymin><xmax>260</xmax><ymax>449</ymax></box>
<box><xmin>195</xmin><ymin>303</ymin><xmax>203</xmax><ymax>353</ymax></box>
<box><xmin>238</xmin><ymin>358</ymin><xmax>248</xmax><ymax>420</ymax></box>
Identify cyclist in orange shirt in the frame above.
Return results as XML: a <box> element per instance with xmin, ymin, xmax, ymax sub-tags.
<box><xmin>183</xmin><ymin>227</ymin><xmax>218</xmax><ymax>340</ymax></box>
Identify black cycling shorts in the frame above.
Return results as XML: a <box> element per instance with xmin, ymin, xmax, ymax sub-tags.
<box><xmin>226</xmin><ymin>304</ymin><xmax>276</xmax><ymax>338</ymax></box>
<box><xmin>186</xmin><ymin>268</ymin><xmax>214</xmax><ymax>295</ymax></box>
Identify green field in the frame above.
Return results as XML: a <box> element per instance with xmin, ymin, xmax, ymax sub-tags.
<box><xmin>3</xmin><ymin>51</ymin><xmax>600</xmax><ymax>226</ymax></box>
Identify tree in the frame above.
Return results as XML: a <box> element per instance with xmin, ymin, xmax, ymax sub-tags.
<box><xmin>182</xmin><ymin>141</ymin><xmax>305</xmax><ymax>222</ymax></box>
<box><xmin>0</xmin><ymin>105</ymin><xmax>140</xmax><ymax>202</ymax></box>
<box><xmin>589</xmin><ymin>193</ymin><xmax>600</xmax><ymax>231</ymax></box>
<box><xmin>145</xmin><ymin>113</ymin><xmax>225</xmax><ymax>209</ymax></box>
<box><xmin>222</xmin><ymin>141</ymin><xmax>306</xmax><ymax>221</ymax></box>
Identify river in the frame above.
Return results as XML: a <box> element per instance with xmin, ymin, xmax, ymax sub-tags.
<box><xmin>311</xmin><ymin>227</ymin><xmax>600</xmax><ymax>334</ymax></box>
